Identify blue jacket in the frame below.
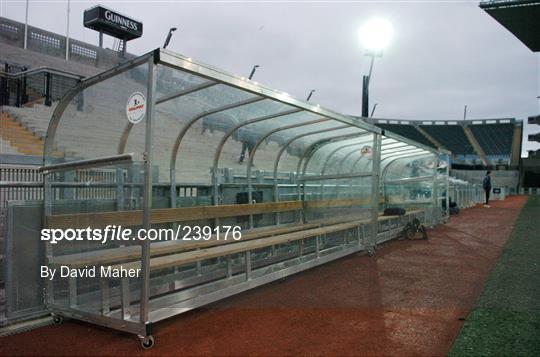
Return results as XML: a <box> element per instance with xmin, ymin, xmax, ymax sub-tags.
<box><xmin>483</xmin><ymin>175</ymin><xmax>491</xmax><ymax>190</ymax></box>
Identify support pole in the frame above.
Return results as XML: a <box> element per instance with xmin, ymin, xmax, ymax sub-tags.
<box><xmin>65</xmin><ymin>0</ymin><xmax>70</xmax><ymax>61</ymax></box>
<box><xmin>369</xmin><ymin>133</ymin><xmax>381</xmax><ymax>250</ymax></box>
<box><xmin>140</xmin><ymin>55</ymin><xmax>156</xmax><ymax>324</ymax></box>
<box><xmin>445</xmin><ymin>155</ymin><xmax>450</xmax><ymax>221</ymax></box>
<box><xmin>24</xmin><ymin>0</ymin><xmax>29</xmax><ymax>50</ymax></box>
<box><xmin>432</xmin><ymin>155</ymin><xmax>438</xmax><ymax>226</ymax></box>
<box><xmin>362</xmin><ymin>75</ymin><xmax>369</xmax><ymax>118</ymax></box>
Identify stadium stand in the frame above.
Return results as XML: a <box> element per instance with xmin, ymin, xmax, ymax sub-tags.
<box><xmin>1</xmin><ymin>99</ymin><xmax>302</xmax><ymax>182</ymax></box>
<box><xmin>362</xmin><ymin>118</ymin><xmax>522</xmax><ymax>168</ymax></box>
<box><xmin>373</xmin><ymin>122</ymin><xmax>436</xmax><ymax>148</ymax></box>
<box><xmin>469</xmin><ymin>122</ymin><xmax>514</xmax><ymax>155</ymax></box>
<box><xmin>419</xmin><ymin>123</ymin><xmax>475</xmax><ymax>155</ymax></box>
<box><xmin>0</xmin><ymin>111</ymin><xmax>44</xmax><ymax>156</ymax></box>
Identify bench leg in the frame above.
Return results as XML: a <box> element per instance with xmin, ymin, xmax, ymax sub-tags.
<box><xmin>299</xmin><ymin>240</ymin><xmax>304</xmax><ymax>256</ymax></box>
<box><xmin>196</xmin><ymin>248</ymin><xmax>202</xmax><ymax>276</ymax></box>
<box><xmin>121</xmin><ymin>277</ymin><xmax>130</xmax><ymax>320</ymax></box>
<box><xmin>316</xmin><ymin>236</ymin><xmax>320</xmax><ymax>258</ymax></box>
<box><xmin>100</xmin><ymin>278</ymin><xmax>110</xmax><ymax>315</ymax></box>
<box><xmin>226</xmin><ymin>255</ymin><xmax>233</xmax><ymax>278</ymax></box>
<box><xmin>361</xmin><ymin>224</ymin><xmax>367</xmax><ymax>247</ymax></box>
<box><xmin>245</xmin><ymin>251</ymin><xmax>252</xmax><ymax>281</ymax></box>
<box><xmin>170</xmin><ymin>267</ymin><xmax>179</xmax><ymax>291</ymax></box>
<box><xmin>68</xmin><ymin>277</ymin><xmax>77</xmax><ymax>308</ymax></box>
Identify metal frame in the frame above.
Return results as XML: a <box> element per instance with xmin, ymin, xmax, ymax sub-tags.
<box><xmin>38</xmin><ymin>48</ymin><xmax>446</xmax><ymax>346</ymax></box>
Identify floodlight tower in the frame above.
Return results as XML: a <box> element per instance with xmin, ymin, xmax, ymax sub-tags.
<box><xmin>359</xmin><ymin>18</ymin><xmax>393</xmax><ymax>117</ymax></box>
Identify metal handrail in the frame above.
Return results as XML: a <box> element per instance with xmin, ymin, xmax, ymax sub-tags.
<box><xmin>38</xmin><ymin>153</ymin><xmax>135</xmax><ymax>173</ymax></box>
<box><xmin>0</xmin><ymin>67</ymin><xmax>85</xmax><ymax>80</ymax></box>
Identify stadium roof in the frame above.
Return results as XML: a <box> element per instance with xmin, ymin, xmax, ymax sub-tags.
<box><xmin>480</xmin><ymin>0</ymin><xmax>540</xmax><ymax>52</ymax></box>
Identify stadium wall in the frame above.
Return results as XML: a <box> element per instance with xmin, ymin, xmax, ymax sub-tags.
<box><xmin>451</xmin><ymin>169</ymin><xmax>520</xmax><ymax>192</ymax></box>
<box><xmin>0</xmin><ymin>16</ymin><xmax>134</xmax><ymax>74</ymax></box>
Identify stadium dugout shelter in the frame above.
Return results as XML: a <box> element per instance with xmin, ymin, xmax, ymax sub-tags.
<box><xmin>37</xmin><ymin>48</ymin><xmax>450</xmax><ymax>348</ymax></box>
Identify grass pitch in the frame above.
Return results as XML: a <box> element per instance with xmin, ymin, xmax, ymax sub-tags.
<box><xmin>449</xmin><ymin>196</ymin><xmax>540</xmax><ymax>356</ymax></box>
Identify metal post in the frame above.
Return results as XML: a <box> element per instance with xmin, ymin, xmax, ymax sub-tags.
<box><xmin>22</xmin><ymin>67</ymin><xmax>28</xmax><ymax>104</ymax></box>
<box><xmin>432</xmin><ymin>168</ymin><xmax>438</xmax><ymax>225</ymax></box>
<box><xmin>43</xmin><ymin>173</ymin><xmax>54</xmax><ymax>306</ymax></box>
<box><xmin>24</xmin><ymin>0</ymin><xmax>29</xmax><ymax>49</ymax></box>
<box><xmin>44</xmin><ymin>72</ymin><xmax>52</xmax><ymax>106</ymax></box>
<box><xmin>362</xmin><ymin>55</ymin><xmax>375</xmax><ymax>118</ymax></box>
<box><xmin>140</xmin><ymin>56</ymin><xmax>156</xmax><ymax>324</ymax></box>
<box><xmin>445</xmin><ymin>155</ymin><xmax>450</xmax><ymax>220</ymax></box>
<box><xmin>65</xmin><ymin>0</ymin><xmax>70</xmax><ymax>61</ymax></box>
<box><xmin>116</xmin><ymin>168</ymin><xmax>125</xmax><ymax>210</ymax></box>
<box><xmin>369</xmin><ymin>133</ymin><xmax>381</xmax><ymax>250</ymax></box>
<box><xmin>362</xmin><ymin>75</ymin><xmax>369</xmax><ymax>118</ymax></box>
<box><xmin>15</xmin><ymin>76</ymin><xmax>21</xmax><ymax>107</ymax></box>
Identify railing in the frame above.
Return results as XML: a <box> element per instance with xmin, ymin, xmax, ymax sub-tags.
<box><xmin>0</xmin><ymin>16</ymin><xmax>134</xmax><ymax>69</ymax></box>
<box><xmin>0</xmin><ymin>64</ymin><xmax>84</xmax><ymax>107</ymax></box>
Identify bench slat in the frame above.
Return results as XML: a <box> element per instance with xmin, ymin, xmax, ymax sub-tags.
<box><xmin>47</xmin><ymin>200</ymin><xmax>303</xmax><ymax>230</ymax></box>
<box><xmin>305</xmin><ymin>197</ymin><xmax>384</xmax><ymax>209</ymax></box>
<box><xmin>50</xmin><ymin>210</ymin><xmax>424</xmax><ymax>268</ymax></box>
<box><xmin>113</xmin><ymin>221</ymin><xmax>363</xmax><ymax>271</ymax></box>
<box><xmin>50</xmin><ymin>223</ymin><xmax>319</xmax><ymax>267</ymax></box>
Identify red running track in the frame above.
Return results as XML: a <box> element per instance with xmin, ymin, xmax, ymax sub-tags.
<box><xmin>0</xmin><ymin>196</ymin><xmax>527</xmax><ymax>356</ymax></box>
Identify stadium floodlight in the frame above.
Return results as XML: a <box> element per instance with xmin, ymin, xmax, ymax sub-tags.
<box><xmin>248</xmin><ymin>65</ymin><xmax>260</xmax><ymax>80</ymax></box>
<box><xmin>359</xmin><ymin>18</ymin><xmax>393</xmax><ymax>117</ymax></box>
<box><xmin>163</xmin><ymin>27</ymin><xmax>177</xmax><ymax>49</ymax></box>
<box><xmin>359</xmin><ymin>18</ymin><xmax>394</xmax><ymax>54</ymax></box>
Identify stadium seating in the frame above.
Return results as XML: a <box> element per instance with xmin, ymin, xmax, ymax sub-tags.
<box><xmin>375</xmin><ymin>123</ymin><xmax>436</xmax><ymax>148</ymax></box>
<box><xmin>2</xmin><ymin>102</ymin><xmax>300</xmax><ymax>183</ymax></box>
<box><xmin>419</xmin><ymin>124</ymin><xmax>475</xmax><ymax>155</ymax></box>
<box><xmin>0</xmin><ymin>110</ymin><xmax>45</xmax><ymax>155</ymax></box>
<box><xmin>0</xmin><ymin>137</ymin><xmax>19</xmax><ymax>155</ymax></box>
<box><xmin>468</xmin><ymin>123</ymin><xmax>514</xmax><ymax>156</ymax></box>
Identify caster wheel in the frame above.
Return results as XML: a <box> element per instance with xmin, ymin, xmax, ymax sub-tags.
<box><xmin>367</xmin><ymin>248</ymin><xmax>375</xmax><ymax>257</ymax></box>
<box><xmin>140</xmin><ymin>335</ymin><xmax>154</xmax><ymax>349</ymax></box>
<box><xmin>420</xmin><ymin>226</ymin><xmax>428</xmax><ymax>240</ymax></box>
<box><xmin>52</xmin><ymin>315</ymin><xmax>63</xmax><ymax>325</ymax></box>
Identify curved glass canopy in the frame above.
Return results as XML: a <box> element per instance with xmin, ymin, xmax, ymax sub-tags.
<box><xmin>39</xmin><ymin>48</ymin><xmax>449</xmax><ymax>339</ymax></box>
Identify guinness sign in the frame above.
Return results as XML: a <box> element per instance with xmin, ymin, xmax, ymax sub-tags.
<box><xmin>84</xmin><ymin>5</ymin><xmax>143</xmax><ymax>41</ymax></box>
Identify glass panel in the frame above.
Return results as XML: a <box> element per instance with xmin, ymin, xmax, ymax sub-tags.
<box><xmin>381</xmin><ymin>153</ymin><xmax>438</xmax><ymax>223</ymax></box>
<box><xmin>303</xmin><ymin>134</ymin><xmax>373</xmax><ymax>176</ymax></box>
<box><xmin>303</xmin><ymin>177</ymin><xmax>372</xmax><ymax>224</ymax></box>
<box><xmin>46</xmin><ymin>63</ymin><xmax>149</xmax><ymax>164</ymax></box>
<box><xmin>43</xmin><ymin>62</ymin><xmax>148</xmax><ymax>324</ymax></box>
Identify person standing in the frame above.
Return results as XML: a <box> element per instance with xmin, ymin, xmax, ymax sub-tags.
<box><xmin>482</xmin><ymin>170</ymin><xmax>492</xmax><ymax>207</ymax></box>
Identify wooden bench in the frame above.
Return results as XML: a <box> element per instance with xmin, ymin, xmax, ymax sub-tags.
<box><xmin>48</xmin><ymin>202</ymin><xmax>423</xmax><ymax>270</ymax></box>
<box><xmin>110</xmin><ymin>220</ymin><xmax>366</xmax><ymax>272</ymax></box>
<box><xmin>47</xmin><ymin>198</ymin><xmax>381</xmax><ymax>268</ymax></box>
<box><xmin>54</xmin><ymin>208</ymin><xmax>424</xmax><ymax>318</ymax></box>
<box><xmin>46</xmin><ymin>200</ymin><xmax>304</xmax><ymax>230</ymax></box>
<box><xmin>109</xmin><ymin>209</ymin><xmax>425</xmax><ymax>273</ymax></box>
<box><xmin>49</xmin><ymin>222</ymin><xmax>319</xmax><ymax>268</ymax></box>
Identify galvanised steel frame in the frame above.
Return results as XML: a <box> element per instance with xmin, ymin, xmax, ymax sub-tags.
<box><xmin>39</xmin><ymin>48</ymin><xmax>447</xmax><ymax>346</ymax></box>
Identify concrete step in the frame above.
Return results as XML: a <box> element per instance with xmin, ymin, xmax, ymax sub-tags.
<box><xmin>0</xmin><ymin>112</ymin><xmax>46</xmax><ymax>156</ymax></box>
